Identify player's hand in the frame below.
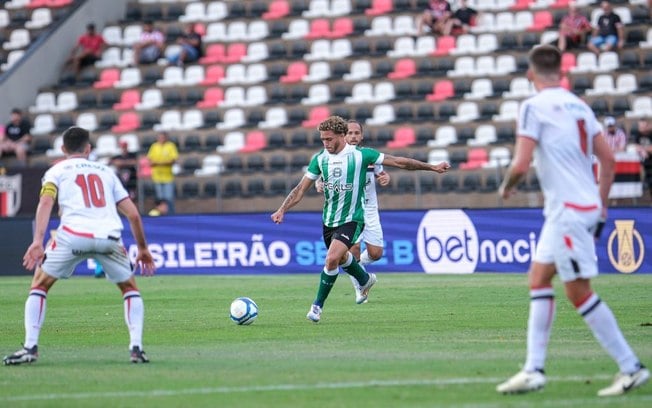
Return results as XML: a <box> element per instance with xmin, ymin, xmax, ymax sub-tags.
<box><xmin>432</xmin><ymin>162</ymin><xmax>451</xmax><ymax>173</ymax></box>
<box><xmin>23</xmin><ymin>242</ymin><xmax>45</xmax><ymax>271</ymax></box>
<box><xmin>271</xmin><ymin>210</ymin><xmax>284</xmax><ymax>224</ymax></box>
<box><xmin>315</xmin><ymin>179</ymin><xmax>324</xmax><ymax>193</ymax></box>
<box><xmin>135</xmin><ymin>249</ymin><xmax>156</xmax><ymax>276</ymax></box>
<box><xmin>376</xmin><ymin>171</ymin><xmax>391</xmax><ymax>186</ymax></box>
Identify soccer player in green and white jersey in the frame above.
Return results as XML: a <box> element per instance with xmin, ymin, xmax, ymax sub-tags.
<box><xmin>271</xmin><ymin>116</ymin><xmax>450</xmax><ymax>323</ymax></box>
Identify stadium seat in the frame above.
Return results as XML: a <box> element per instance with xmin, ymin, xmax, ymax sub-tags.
<box><xmin>46</xmin><ymin>135</ymin><xmax>64</xmax><ymax>157</ymax></box>
<box><xmin>1</xmin><ymin>50</ymin><xmax>24</xmax><ymax>71</ymax></box>
<box><xmin>459</xmin><ymin>147</ymin><xmax>489</xmax><ymax>169</ymax></box>
<box><xmin>345</xmin><ymin>82</ymin><xmax>374</xmax><ymax>104</ymax></box>
<box><xmin>215</xmin><ymin>109</ymin><xmax>244</xmax><ymax>130</ymax></box>
<box><xmin>571</xmin><ymin>52</ymin><xmax>597</xmax><ymax>73</ymax></box>
<box><xmin>447</xmin><ymin>56</ymin><xmax>475</xmax><ymax>77</ymax></box>
<box><xmin>282</xmin><ymin>19</ymin><xmax>309</xmax><ymax>39</ymax></box>
<box><xmin>195</xmin><ymin>155</ymin><xmax>224</xmax><ymax>176</ymax></box>
<box><xmin>31</xmin><ymin>114</ymin><xmax>55</xmax><ymax>136</ymax></box>
<box><xmin>200</xmin><ymin>65</ymin><xmax>225</xmax><ymax>85</ymax></box>
<box><xmin>328</xmin><ymin>17</ymin><xmax>353</xmax><ymax>38</ymax></box>
<box><xmin>464</xmin><ymin>78</ymin><xmax>493</xmax><ymax>100</ymax></box>
<box><xmin>240</xmin><ymin>131</ymin><xmax>267</xmax><ymax>153</ymax></box>
<box><xmin>263</xmin><ymin>0</ymin><xmax>290</xmax><ymax>20</ymax></box>
<box><xmin>303</xmin><ymin>0</ymin><xmax>329</xmax><ymax>17</ymax></box>
<box><xmin>135</xmin><ymin>89</ymin><xmax>163</xmax><ymax>111</ymax></box>
<box><xmin>223</xmin><ymin>43</ymin><xmax>247</xmax><ymax>63</ymax></box>
<box><xmin>259</xmin><ymin>107</ymin><xmax>288</xmax><ymax>128</ymax></box>
<box><xmin>484</xmin><ymin>146</ymin><xmax>511</xmax><ymax>168</ymax></box>
<box><xmin>93</xmin><ymin>68</ymin><xmax>120</xmax><ymax>89</ymax></box>
<box><xmin>450</xmin><ymin>34</ymin><xmax>476</xmax><ymax>55</ymax></box>
<box><xmin>304</xmin><ymin>61</ymin><xmax>331</xmax><ymax>82</ymax></box>
<box><xmin>305</xmin><ymin>18</ymin><xmax>330</xmax><ymax>39</ymax></box>
<box><xmin>428</xmin><ymin>149</ymin><xmax>450</xmax><ymax>165</ymax></box>
<box><xmin>387</xmin><ymin>126</ymin><xmax>415</xmax><ymax>148</ymax></box>
<box><xmin>586</xmin><ymin>74</ymin><xmax>616</xmax><ymax>96</ymax></box>
<box><xmin>3</xmin><ymin>29</ymin><xmax>29</xmax><ymax>51</ymax></box>
<box><xmin>182</xmin><ymin>66</ymin><xmax>205</xmax><ymax>86</ymax></box>
<box><xmin>76</xmin><ymin>112</ymin><xmax>98</xmax><ymax>132</ymax></box>
<box><xmin>153</xmin><ymin>110</ymin><xmax>182</xmax><ymax>132</ymax></box>
<box><xmin>365</xmin><ymin>0</ymin><xmax>393</xmax><ymax>16</ymax></box>
<box><xmin>432</xmin><ymin>36</ymin><xmax>456</xmax><ymax>56</ymax></box>
<box><xmin>302</xmin><ymin>106</ymin><xmax>330</xmax><ymax>128</ymax></box>
<box><xmin>200</xmin><ymin>44</ymin><xmax>225</xmax><ymax>64</ymax></box>
<box><xmin>450</xmin><ymin>102</ymin><xmax>480</xmax><ymax>123</ymax></box>
<box><xmin>365</xmin><ymin>104</ymin><xmax>395</xmax><ymax>126</ymax></box>
<box><xmin>373</xmin><ymin>81</ymin><xmax>395</xmax><ymax>102</ymax></box>
<box><xmin>25</xmin><ymin>7</ymin><xmax>52</xmax><ymax>29</ymax></box>
<box><xmin>493</xmin><ymin>100</ymin><xmax>519</xmax><ymax>122</ymax></box>
<box><xmin>113</xmin><ymin>90</ymin><xmax>140</xmax><ymax>111</ymax></box>
<box><xmin>94</xmin><ymin>134</ymin><xmax>119</xmax><ymax>157</ymax></box>
<box><xmin>528</xmin><ymin>10</ymin><xmax>552</xmax><ymax>31</ymax></box>
<box><xmin>29</xmin><ymin>92</ymin><xmax>56</xmax><ymax>114</ymax></box>
<box><xmin>181</xmin><ymin>110</ymin><xmax>204</xmax><ymax>130</ymax></box>
<box><xmin>114</xmin><ymin>68</ymin><xmax>141</xmax><ymax>89</ymax></box>
<box><xmin>111</xmin><ymin>112</ymin><xmax>140</xmax><ymax>133</ymax></box>
<box><xmin>426</xmin><ymin>80</ymin><xmax>454</xmax><ymax>102</ymax></box>
<box><xmin>220</xmin><ymin>64</ymin><xmax>247</xmax><ymax>85</ymax></box>
<box><xmin>179</xmin><ymin>2</ymin><xmax>205</xmax><ymax>22</ymax></box>
<box><xmin>301</xmin><ymin>84</ymin><xmax>330</xmax><ymax>105</ymax></box>
<box><xmin>244</xmin><ymin>86</ymin><xmax>268</xmax><ymax>107</ymax></box>
<box><xmin>561</xmin><ymin>52</ymin><xmax>576</xmax><ymax>73</ymax></box>
<box><xmin>217</xmin><ymin>132</ymin><xmax>246</xmax><ymax>154</ymax></box>
<box><xmin>242</xmin><ymin>42</ymin><xmax>269</xmax><ymax>63</ymax></box>
<box><xmin>428</xmin><ymin>126</ymin><xmax>457</xmax><ymax>147</ymax></box>
<box><xmin>388</xmin><ymin>36</ymin><xmax>415</xmax><ymax>58</ymax></box>
<box><xmin>343</xmin><ymin>60</ymin><xmax>372</xmax><ymax>81</ymax></box>
<box><xmin>495</xmin><ymin>54</ymin><xmax>517</xmax><ymax>75</ymax></box>
<box><xmin>625</xmin><ymin>97</ymin><xmax>652</xmax><ymax>118</ymax></box>
<box><xmin>387</xmin><ymin>58</ymin><xmax>416</xmax><ymax>79</ymax></box>
<box><xmin>615</xmin><ymin>73</ymin><xmax>637</xmax><ymax>94</ymax></box>
<box><xmin>280</xmin><ymin>61</ymin><xmax>307</xmax><ymax>83</ymax></box>
<box><xmin>597</xmin><ymin>52</ymin><xmax>619</xmax><ymax>72</ymax></box>
<box><xmin>121</xmin><ymin>24</ymin><xmax>142</xmax><ymax>47</ymax></box>
<box><xmin>503</xmin><ymin>77</ymin><xmax>535</xmax><ymax>98</ymax></box>
<box><xmin>468</xmin><ymin>124</ymin><xmax>497</xmax><ymax>146</ymax></box>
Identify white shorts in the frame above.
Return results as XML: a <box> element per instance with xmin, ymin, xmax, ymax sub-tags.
<box><xmin>357</xmin><ymin>209</ymin><xmax>384</xmax><ymax>248</ymax></box>
<box><xmin>42</xmin><ymin>228</ymin><xmax>133</xmax><ymax>284</ymax></box>
<box><xmin>533</xmin><ymin>207</ymin><xmax>600</xmax><ymax>282</ymax></box>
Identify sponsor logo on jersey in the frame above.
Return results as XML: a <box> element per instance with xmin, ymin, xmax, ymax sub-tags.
<box><xmin>607</xmin><ymin>220</ymin><xmax>645</xmax><ymax>274</ymax></box>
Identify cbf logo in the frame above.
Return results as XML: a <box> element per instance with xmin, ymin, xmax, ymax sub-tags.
<box><xmin>416</xmin><ymin>210</ymin><xmax>478</xmax><ymax>274</ymax></box>
<box><xmin>607</xmin><ymin>220</ymin><xmax>645</xmax><ymax>274</ymax></box>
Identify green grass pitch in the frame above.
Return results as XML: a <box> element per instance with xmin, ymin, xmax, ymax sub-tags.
<box><xmin>0</xmin><ymin>273</ymin><xmax>650</xmax><ymax>407</ymax></box>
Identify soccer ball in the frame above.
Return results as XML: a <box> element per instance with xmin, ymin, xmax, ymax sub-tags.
<box><xmin>229</xmin><ymin>297</ymin><xmax>258</xmax><ymax>325</ymax></box>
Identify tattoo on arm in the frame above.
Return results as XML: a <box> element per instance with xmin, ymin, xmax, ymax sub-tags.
<box><xmin>280</xmin><ymin>185</ymin><xmax>304</xmax><ymax>212</ymax></box>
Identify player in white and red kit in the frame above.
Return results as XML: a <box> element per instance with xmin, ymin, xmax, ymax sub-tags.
<box><xmin>496</xmin><ymin>45</ymin><xmax>649</xmax><ymax>397</ymax></box>
<box><xmin>3</xmin><ymin>126</ymin><xmax>155</xmax><ymax>366</ymax></box>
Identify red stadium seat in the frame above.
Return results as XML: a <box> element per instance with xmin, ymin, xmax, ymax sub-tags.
<box><xmin>551</xmin><ymin>0</ymin><xmax>570</xmax><ymax>9</ymax></box>
<box><xmin>113</xmin><ymin>90</ymin><xmax>140</xmax><ymax>111</ymax></box>
<box><xmin>200</xmin><ymin>65</ymin><xmax>225</xmax><ymax>85</ymax></box>
<box><xmin>111</xmin><ymin>112</ymin><xmax>140</xmax><ymax>133</ymax></box>
<box><xmin>528</xmin><ymin>11</ymin><xmax>553</xmax><ymax>31</ymax></box>
<box><xmin>196</xmin><ymin>87</ymin><xmax>224</xmax><ymax>108</ymax></box>
<box><xmin>328</xmin><ymin>17</ymin><xmax>353</xmax><ymax>38</ymax></box>
<box><xmin>137</xmin><ymin>156</ymin><xmax>151</xmax><ymax>178</ymax></box>
<box><xmin>459</xmin><ymin>148</ymin><xmax>488</xmax><ymax>170</ymax></box>
<box><xmin>262</xmin><ymin>0</ymin><xmax>290</xmax><ymax>20</ymax></box>
<box><xmin>431</xmin><ymin>36</ymin><xmax>456</xmax><ymax>56</ymax></box>
<box><xmin>365</xmin><ymin>0</ymin><xmax>393</xmax><ymax>16</ymax></box>
<box><xmin>193</xmin><ymin>23</ymin><xmax>206</xmax><ymax>37</ymax></box>
<box><xmin>280</xmin><ymin>61</ymin><xmax>307</xmax><ymax>83</ymax></box>
<box><xmin>510</xmin><ymin>0</ymin><xmax>532</xmax><ymax>10</ymax></box>
<box><xmin>387</xmin><ymin>127</ymin><xmax>416</xmax><ymax>149</ymax></box>
<box><xmin>92</xmin><ymin>68</ymin><xmax>120</xmax><ymax>89</ymax></box>
<box><xmin>561</xmin><ymin>52</ymin><xmax>576</xmax><ymax>74</ymax></box>
<box><xmin>199</xmin><ymin>44</ymin><xmax>225</xmax><ymax>64</ymax></box>
<box><xmin>387</xmin><ymin>58</ymin><xmax>416</xmax><ymax>79</ymax></box>
<box><xmin>49</xmin><ymin>0</ymin><xmax>73</xmax><ymax>7</ymax></box>
<box><xmin>302</xmin><ymin>106</ymin><xmax>330</xmax><ymax>128</ymax></box>
<box><xmin>305</xmin><ymin>18</ymin><xmax>330</xmax><ymax>40</ymax></box>
<box><xmin>222</xmin><ymin>43</ymin><xmax>247</xmax><ymax>63</ymax></box>
<box><xmin>240</xmin><ymin>131</ymin><xmax>267</xmax><ymax>153</ymax></box>
<box><xmin>426</xmin><ymin>80</ymin><xmax>454</xmax><ymax>102</ymax></box>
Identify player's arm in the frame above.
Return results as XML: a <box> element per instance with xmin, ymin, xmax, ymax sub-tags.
<box><xmin>592</xmin><ymin>132</ymin><xmax>615</xmax><ymax>217</ymax></box>
<box><xmin>271</xmin><ymin>176</ymin><xmax>315</xmax><ymax>224</ymax></box>
<box><xmin>23</xmin><ymin>182</ymin><xmax>56</xmax><ymax>271</ymax></box>
<box><xmin>499</xmin><ymin>136</ymin><xmax>536</xmax><ymax>199</ymax></box>
<box><xmin>117</xmin><ymin>198</ymin><xmax>155</xmax><ymax>276</ymax></box>
<box><xmin>382</xmin><ymin>154</ymin><xmax>450</xmax><ymax>173</ymax></box>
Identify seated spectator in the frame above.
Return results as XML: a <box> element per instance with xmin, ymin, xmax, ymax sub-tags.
<box><xmin>65</xmin><ymin>23</ymin><xmax>106</xmax><ymax>78</ymax></box>
<box><xmin>603</xmin><ymin>116</ymin><xmax>627</xmax><ymax>153</ymax></box>
<box><xmin>451</xmin><ymin>0</ymin><xmax>477</xmax><ymax>35</ymax></box>
<box><xmin>133</xmin><ymin>20</ymin><xmax>165</xmax><ymax>65</ymax></box>
<box><xmin>0</xmin><ymin>108</ymin><xmax>31</xmax><ymax>167</ymax></box>
<box><xmin>417</xmin><ymin>0</ymin><xmax>453</xmax><ymax>37</ymax></box>
<box><xmin>109</xmin><ymin>140</ymin><xmax>138</xmax><ymax>199</ymax></box>
<box><xmin>167</xmin><ymin>23</ymin><xmax>202</xmax><ymax>67</ymax></box>
<box><xmin>557</xmin><ymin>2</ymin><xmax>592</xmax><ymax>51</ymax></box>
<box><xmin>587</xmin><ymin>1</ymin><xmax>624</xmax><ymax>54</ymax></box>
<box><xmin>633</xmin><ymin>117</ymin><xmax>652</xmax><ymax>198</ymax></box>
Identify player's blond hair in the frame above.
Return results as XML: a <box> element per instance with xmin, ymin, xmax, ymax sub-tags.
<box><xmin>318</xmin><ymin>116</ymin><xmax>348</xmax><ymax>136</ymax></box>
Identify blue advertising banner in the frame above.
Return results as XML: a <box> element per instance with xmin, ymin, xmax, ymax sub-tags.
<box><xmin>45</xmin><ymin>208</ymin><xmax>650</xmax><ymax>276</ymax></box>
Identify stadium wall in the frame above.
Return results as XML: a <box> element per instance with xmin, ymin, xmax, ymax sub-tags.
<box><xmin>34</xmin><ymin>208</ymin><xmax>651</xmax><ymax>277</ymax></box>
<box><xmin>0</xmin><ymin>0</ymin><xmax>129</xmax><ymax>120</ymax></box>
<box><xmin>0</xmin><ymin>217</ymin><xmax>33</xmax><ymax>276</ymax></box>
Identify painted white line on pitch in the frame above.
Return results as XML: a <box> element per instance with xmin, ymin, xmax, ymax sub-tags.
<box><xmin>0</xmin><ymin>375</ymin><xmax>628</xmax><ymax>402</ymax></box>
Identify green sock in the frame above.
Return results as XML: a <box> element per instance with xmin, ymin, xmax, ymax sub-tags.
<box><xmin>342</xmin><ymin>256</ymin><xmax>369</xmax><ymax>286</ymax></box>
<box><xmin>314</xmin><ymin>270</ymin><xmax>338</xmax><ymax>307</ymax></box>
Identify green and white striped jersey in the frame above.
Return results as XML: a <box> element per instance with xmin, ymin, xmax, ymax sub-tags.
<box><xmin>306</xmin><ymin>144</ymin><xmax>384</xmax><ymax>227</ymax></box>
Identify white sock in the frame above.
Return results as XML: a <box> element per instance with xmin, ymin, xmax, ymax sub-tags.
<box><xmin>577</xmin><ymin>293</ymin><xmax>640</xmax><ymax>374</ymax></box>
<box><xmin>24</xmin><ymin>287</ymin><xmax>48</xmax><ymax>349</ymax></box>
<box><xmin>360</xmin><ymin>250</ymin><xmax>373</xmax><ymax>266</ymax></box>
<box><xmin>524</xmin><ymin>287</ymin><xmax>556</xmax><ymax>373</ymax></box>
<box><xmin>123</xmin><ymin>291</ymin><xmax>144</xmax><ymax>349</ymax></box>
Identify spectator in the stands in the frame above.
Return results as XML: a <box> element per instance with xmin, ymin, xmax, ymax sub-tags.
<box><xmin>633</xmin><ymin>117</ymin><xmax>652</xmax><ymax>199</ymax></box>
<box><xmin>110</xmin><ymin>140</ymin><xmax>138</xmax><ymax>200</ymax></box>
<box><xmin>587</xmin><ymin>1</ymin><xmax>624</xmax><ymax>54</ymax></box>
<box><xmin>0</xmin><ymin>108</ymin><xmax>31</xmax><ymax>167</ymax></box>
<box><xmin>132</xmin><ymin>20</ymin><xmax>165</xmax><ymax>65</ymax></box>
<box><xmin>603</xmin><ymin>116</ymin><xmax>627</xmax><ymax>153</ymax></box>
<box><xmin>557</xmin><ymin>2</ymin><xmax>592</xmax><ymax>51</ymax></box>
<box><xmin>417</xmin><ymin>0</ymin><xmax>453</xmax><ymax>37</ymax></box>
<box><xmin>167</xmin><ymin>23</ymin><xmax>202</xmax><ymax>67</ymax></box>
<box><xmin>65</xmin><ymin>23</ymin><xmax>106</xmax><ymax>78</ymax></box>
<box><xmin>450</xmin><ymin>0</ymin><xmax>478</xmax><ymax>35</ymax></box>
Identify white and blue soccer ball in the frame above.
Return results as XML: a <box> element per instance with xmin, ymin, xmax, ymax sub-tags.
<box><xmin>229</xmin><ymin>297</ymin><xmax>258</xmax><ymax>325</ymax></box>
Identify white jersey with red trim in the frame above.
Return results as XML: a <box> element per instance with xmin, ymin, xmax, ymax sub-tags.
<box><xmin>43</xmin><ymin>157</ymin><xmax>129</xmax><ymax>238</ymax></box>
<box><xmin>517</xmin><ymin>87</ymin><xmax>602</xmax><ymax>218</ymax></box>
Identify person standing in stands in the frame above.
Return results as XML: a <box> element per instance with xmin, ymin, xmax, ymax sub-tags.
<box><xmin>147</xmin><ymin>132</ymin><xmax>178</xmax><ymax>214</ymax></box>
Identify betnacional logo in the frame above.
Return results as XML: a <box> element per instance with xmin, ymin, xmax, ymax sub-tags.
<box><xmin>607</xmin><ymin>220</ymin><xmax>645</xmax><ymax>274</ymax></box>
<box><xmin>416</xmin><ymin>210</ymin><xmax>479</xmax><ymax>274</ymax></box>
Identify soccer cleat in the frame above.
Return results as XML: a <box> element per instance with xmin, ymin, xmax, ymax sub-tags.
<box><xmin>349</xmin><ymin>275</ymin><xmax>367</xmax><ymax>304</ymax></box>
<box><xmin>356</xmin><ymin>273</ymin><xmax>377</xmax><ymax>305</ymax></box>
<box><xmin>3</xmin><ymin>345</ymin><xmax>38</xmax><ymax>366</ymax></box>
<box><xmin>496</xmin><ymin>370</ymin><xmax>546</xmax><ymax>394</ymax></box>
<box><xmin>306</xmin><ymin>304</ymin><xmax>322</xmax><ymax>323</ymax></box>
<box><xmin>130</xmin><ymin>346</ymin><xmax>150</xmax><ymax>363</ymax></box>
<box><xmin>597</xmin><ymin>365</ymin><xmax>650</xmax><ymax>397</ymax></box>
